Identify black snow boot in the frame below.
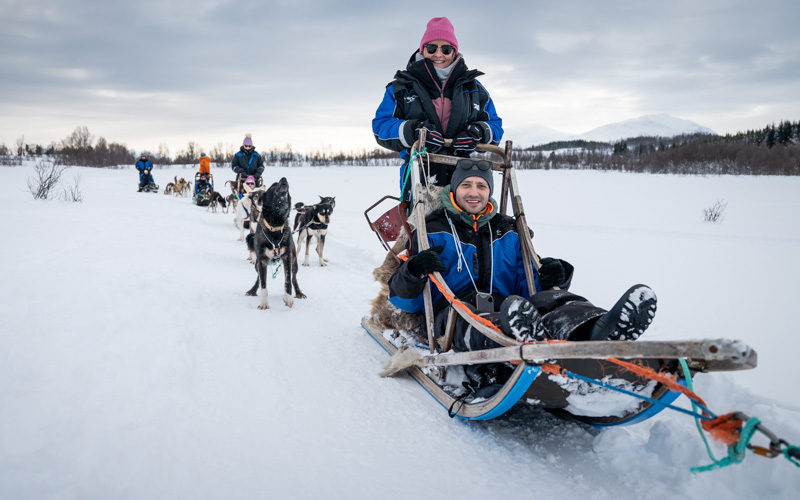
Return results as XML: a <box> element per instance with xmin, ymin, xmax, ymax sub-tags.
<box><xmin>589</xmin><ymin>285</ymin><xmax>657</xmax><ymax>341</ymax></box>
<box><xmin>499</xmin><ymin>295</ymin><xmax>545</xmax><ymax>342</ymax></box>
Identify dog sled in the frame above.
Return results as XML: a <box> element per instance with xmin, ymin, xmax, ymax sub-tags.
<box><xmin>138</xmin><ymin>168</ymin><xmax>159</xmax><ymax>193</ymax></box>
<box><xmin>361</xmin><ymin>134</ymin><xmax>760</xmax><ymax>427</ymax></box>
<box><xmin>193</xmin><ymin>171</ymin><xmax>214</xmax><ymax>206</ymax></box>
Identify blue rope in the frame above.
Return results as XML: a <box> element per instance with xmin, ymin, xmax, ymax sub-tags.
<box><xmin>558</xmin><ymin>368</ymin><xmax>714</xmax><ymax>421</ymax></box>
<box><xmin>401</xmin><ymin>148</ymin><xmax>427</xmax><ymax>200</ymax></box>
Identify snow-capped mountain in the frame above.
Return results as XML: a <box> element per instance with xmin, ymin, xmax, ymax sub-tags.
<box><xmin>507</xmin><ymin>114</ymin><xmax>717</xmax><ymax>147</ymax></box>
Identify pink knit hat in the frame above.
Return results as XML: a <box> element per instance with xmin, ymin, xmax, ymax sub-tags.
<box><xmin>419</xmin><ymin>17</ymin><xmax>458</xmax><ymax>55</ymax></box>
<box><xmin>242</xmin><ymin>134</ymin><xmax>253</xmax><ymax>147</ymax></box>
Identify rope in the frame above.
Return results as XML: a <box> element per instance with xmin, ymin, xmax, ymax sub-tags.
<box><xmin>401</xmin><ymin>149</ymin><xmax>427</xmax><ymax>201</ymax></box>
<box><xmin>399</xmin><ymin>253</ymin><xmax>505</xmax><ymax>336</ymax></box>
<box><xmin>539</xmin><ymin>364</ymin><xmax>711</xmax><ymax>421</ymax></box>
<box><xmin>401</xmin><ymin>239</ymin><xmax>800</xmax><ymax>471</ymax></box>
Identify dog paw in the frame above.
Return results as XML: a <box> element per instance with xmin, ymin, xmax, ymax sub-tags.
<box><xmin>258</xmin><ymin>304</ymin><xmax>270</xmax><ymax>310</ymax></box>
<box><xmin>295</xmin><ymin>293</ymin><xmax>307</xmax><ymax>299</ymax></box>
<box><xmin>320</xmin><ymin>262</ymin><xmax>327</xmax><ymax>267</ymax></box>
<box><xmin>283</xmin><ymin>293</ymin><xmax>294</xmax><ymax>308</ymax></box>
<box><xmin>302</xmin><ymin>262</ymin><xmax>310</xmax><ymax>267</ymax></box>
<box><xmin>246</xmin><ymin>291</ymin><xmax>256</xmax><ymax>296</ymax></box>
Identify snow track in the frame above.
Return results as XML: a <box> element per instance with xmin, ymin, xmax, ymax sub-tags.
<box><xmin>1</xmin><ymin>164</ymin><xmax>798</xmax><ymax>499</ymax></box>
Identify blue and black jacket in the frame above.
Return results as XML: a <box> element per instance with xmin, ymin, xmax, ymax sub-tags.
<box><xmin>136</xmin><ymin>159</ymin><xmax>154</xmax><ymax>183</ymax></box>
<box><xmin>231</xmin><ymin>147</ymin><xmax>265</xmax><ymax>178</ymax></box>
<box><xmin>372</xmin><ymin>53</ymin><xmax>503</xmax><ymax>187</ymax></box>
<box><xmin>388</xmin><ymin>187</ymin><xmax>573</xmax><ymax>315</ymax></box>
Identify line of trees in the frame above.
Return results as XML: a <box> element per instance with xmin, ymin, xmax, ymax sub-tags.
<box><xmin>512</xmin><ymin>120</ymin><xmax>800</xmax><ymax>175</ymax></box>
<box><xmin>2</xmin><ymin>120</ymin><xmax>798</xmax><ymax>175</ymax></box>
<box><xmin>0</xmin><ymin>126</ymin><xmax>400</xmax><ymax>168</ymax></box>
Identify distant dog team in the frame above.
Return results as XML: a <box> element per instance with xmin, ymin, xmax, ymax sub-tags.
<box><xmin>155</xmin><ymin>165</ymin><xmax>334</xmax><ymax>311</ymax></box>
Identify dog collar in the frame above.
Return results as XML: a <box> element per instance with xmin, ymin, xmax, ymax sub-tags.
<box><xmin>261</xmin><ymin>220</ymin><xmax>286</xmax><ymax>232</ymax></box>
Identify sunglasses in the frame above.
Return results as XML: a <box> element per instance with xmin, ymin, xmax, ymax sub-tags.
<box><xmin>456</xmin><ymin>159</ymin><xmax>492</xmax><ymax>171</ymax></box>
<box><xmin>245</xmin><ymin>182</ymin><xmax>256</xmax><ymax>186</ymax></box>
<box><xmin>424</xmin><ymin>43</ymin><xmax>456</xmax><ymax>56</ymax></box>
<box><xmin>243</xmin><ymin>145</ymin><xmax>253</xmax><ymax>149</ymax></box>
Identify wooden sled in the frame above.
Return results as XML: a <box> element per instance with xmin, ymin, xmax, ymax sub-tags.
<box><xmin>364</xmin><ymin>134</ymin><xmax>758</xmax><ymax>425</ymax></box>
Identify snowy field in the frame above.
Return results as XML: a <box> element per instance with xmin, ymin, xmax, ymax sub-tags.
<box><xmin>1</xmin><ymin>161</ymin><xmax>799</xmax><ymax>499</ymax></box>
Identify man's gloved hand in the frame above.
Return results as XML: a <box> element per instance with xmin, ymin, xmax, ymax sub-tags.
<box><xmin>452</xmin><ymin>123</ymin><xmax>484</xmax><ymax>153</ymax></box>
<box><xmin>415</xmin><ymin>121</ymin><xmax>445</xmax><ymax>153</ymax></box>
<box><xmin>537</xmin><ymin>257</ymin><xmax>566</xmax><ymax>289</ymax></box>
<box><xmin>407</xmin><ymin>245</ymin><xmax>446</xmax><ymax>278</ymax></box>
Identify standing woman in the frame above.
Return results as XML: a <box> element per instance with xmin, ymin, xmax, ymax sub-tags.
<box><xmin>231</xmin><ymin>134</ymin><xmax>265</xmax><ymax>191</ymax></box>
<box><xmin>372</xmin><ymin>17</ymin><xmax>503</xmax><ymax>193</ymax></box>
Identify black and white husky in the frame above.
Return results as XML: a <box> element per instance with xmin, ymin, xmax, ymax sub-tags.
<box><xmin>245</xmin><ymin>177</ymin><xmax>306</xmax><ymax>309</ymax></box>
<box><xmin>293</xmin><ymin>196</ymin><xmax>335</xmax><ymax>267</ymax></box>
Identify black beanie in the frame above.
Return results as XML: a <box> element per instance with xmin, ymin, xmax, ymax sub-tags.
<box><xmin>450</xmin><ymin>159</ymin><xmax>493</xmax><ymax>195</ymax></box>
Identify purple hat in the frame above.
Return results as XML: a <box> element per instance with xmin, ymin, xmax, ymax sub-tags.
<box><xmin>242</xmin><ymin>134</ymin><xmax>253</xmax><ymax>147</ymax></box>
<box><xmin>419</xmin><ymin>17</ymin><xmax>458</xmax><ymax>54</ymax></box>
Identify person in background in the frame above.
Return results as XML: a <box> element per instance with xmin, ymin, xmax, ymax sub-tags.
<box><xmin>195</xmin><ymin>172</ymin><xmax>213</xmax><ymax>195</ymax></box>
<box><xmin>372</xmin><ymin>17</ymin><xmax>503</xmax><ymax>195</ymax></box>
<box><xmin>135</xmin><ymin>153</ymin><xmax>155</xmax><ymax>192</ymax></box>
<box><xmin>199</xmin><ymin>153</ymin><xmax>211</xmax><ymax>174</ymax></box>
<box><xmin>231</xmin><ymin>134</ymin><xmax>265</xmax><ymax>192</ymax></box>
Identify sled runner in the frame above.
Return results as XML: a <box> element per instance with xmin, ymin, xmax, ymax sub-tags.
<box><xmin>363</xmin><ymin>134</ymin><xmax>759</xmax><ymax>426</ymax></box>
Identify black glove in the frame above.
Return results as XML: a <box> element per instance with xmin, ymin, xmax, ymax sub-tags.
<box><xmin>452</xmin><ymin>124</ymin><xmax>484</xmax><ymax>153</ymax></box>
<box><xmin>414</xmin><ymin>122</ymin><xmax>445</xmax><ymax>153</ymax></box>
<box><xmin>537</xmin><ymin>257</ymin><xmax>566</xmax><ymax>289</ymax></box>
<box><xmin>407</xmin><ymin>246</ymin><xmax>446</xmax><ymax>278</ymax></box>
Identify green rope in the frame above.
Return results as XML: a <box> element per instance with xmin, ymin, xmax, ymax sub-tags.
<box><xmin>691</xmin><ymin>417</ymin><xmax>761</xmax><ymax>473</ymax></box>
<box><xmin>681</xmin><ymin>359</ymin><xmax>768</xmax><ymax>473</ymax></box>
<box><xmin>785</xmin><ymin>446</ymin><xmax>800</xmax><ymax>467</ymax></box>
<box><xmin>679</xmin><ymin>359</ymin><xmax>721</xmax><ymax>470</ymax></box>
<box><xmin>401</xmin><ymin>148</ymin><xmax>427</xmax><ymax>200</ymax></box>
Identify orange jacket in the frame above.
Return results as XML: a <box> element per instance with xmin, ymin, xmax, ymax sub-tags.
<box><xmin>199</xmin><ymin>157</ymin><xmax>211</xmax><ymax>174</ymax></box>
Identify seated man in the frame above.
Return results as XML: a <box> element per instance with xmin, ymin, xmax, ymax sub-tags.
<box><xmin>387</xmin><ymin>159</ymin><xmax>657</xmax><ymax>352</ymax></box>
<box><xmin>135</xmin><ymin>153</ymin><xmax>155</xmax><ymax>192</ymax></box>
<box><xmin>195</xmin><ymin>172</ymin><xmax>213</xmax><ymax>195</ymax></box>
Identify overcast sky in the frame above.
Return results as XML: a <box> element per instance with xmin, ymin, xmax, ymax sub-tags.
<box><xmin>1</xmin><ymin>0</ymin><xmax>798</xmax><ymax>155</ymax></box>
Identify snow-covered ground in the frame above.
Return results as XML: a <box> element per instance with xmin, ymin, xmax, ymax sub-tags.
<box><xmin>1</xmin><ymin>162</ymin><xmax>798</xmax><ymax>499</ymax></box>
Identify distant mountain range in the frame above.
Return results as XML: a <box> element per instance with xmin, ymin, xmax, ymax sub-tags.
<box><xmin>505</xmin><ymin>114</ymin><xmax>717</xmax><ymax>148</ymax></box>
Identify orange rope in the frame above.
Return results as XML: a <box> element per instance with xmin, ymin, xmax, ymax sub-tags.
<box><xmin>604</xmin><ymin>357</ymin><xmax>709</xmax><ymax>408</ymax></box>
<box><xmin>701</xmin><ymin>413</ymin><xmax>745</xmax><ymax>446</ymax></box>
<box><xmin>399</xmin><ymin>253</ymin><xmax>506</xmax><ymax>335</ymax></box>
<box><xmin>400</xmin><ymin>253</ymin><xmax>712</xmax><ymax>414</ymax></box>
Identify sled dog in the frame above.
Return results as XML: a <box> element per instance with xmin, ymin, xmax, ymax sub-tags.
<box><xmin>173</xmin><ymin>177</ymin><xmax>190</xmax><ymax>197</ymax></box>
<box><xmin>293</xmin><ymin>196</ymin><xmax>335</xmax><ymax>267</ymax></box>
<box><xmin>234</xmin><ymin>184</ymin><xmax>267</xmax><ymax>244</ymax></box>
<box><xmin>207</xmin><ymin>191</ymin><xmax>228</xmax><ymax>213</ymax></box>
<box><xmin>245</xmin><ymin>177</ymin><xmax>306</xmax><ymax>309</ymax></box>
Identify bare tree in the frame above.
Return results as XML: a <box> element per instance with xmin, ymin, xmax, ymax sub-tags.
<box><xmin>15</xmin><ymin>135</ymin><xmax>25</xmax><ymax>156</ymax></box>
<box><xmin>63</xmin><ymin>126</ymin><xmax>94</xmax><ymax>150</ymax></box>
<box><xmin>703</xmin><ymin>199</ymin><xmax>728</xmax><ymax>223</ymax></box>
<box><xmin>61</xmin><ymin>173</ymin><xmax>84</xmax><ymax>203</ymax></box>
<box><xmin>27</xmin><ymin>159</ymin><xmax>68</xmax><ymax>200</ymax></box>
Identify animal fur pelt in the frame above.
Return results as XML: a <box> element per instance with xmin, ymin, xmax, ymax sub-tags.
<box><xmin>369</xmin><ymin>181</ymin><xmax>444</xmax><ymax>331</ymax></box>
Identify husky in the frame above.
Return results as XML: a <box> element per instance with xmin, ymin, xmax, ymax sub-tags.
<box><xmin>245</xmin><ymin>177</ymin><xmax>306</xmax><ymax>309</ymax></box>
<box><xmin>207</xmin><ymin>191</ymin><xmax>228</xmax><ymax>213</ymax></box>
<box><xmin>293</xmin><ymin>196</ymin><xmax>335</xmax><ymax>267</ymax></box>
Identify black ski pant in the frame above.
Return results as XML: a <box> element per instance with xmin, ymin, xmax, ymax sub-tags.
<box><xmin>434</xmin><ymin>290</ymin><xmax>607</xmax><ymax>352</ymax></box>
